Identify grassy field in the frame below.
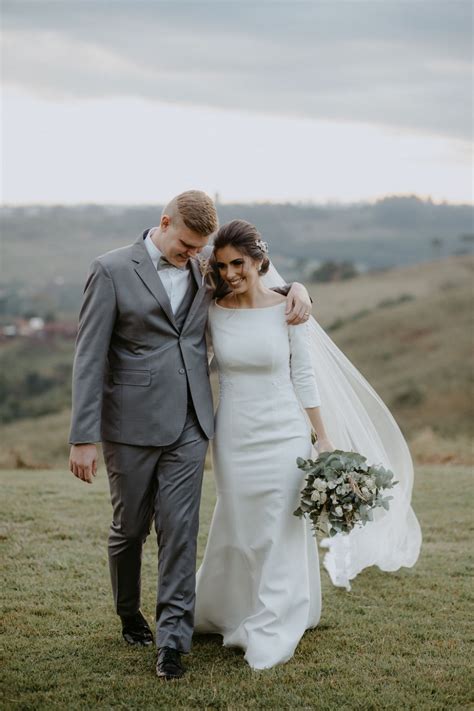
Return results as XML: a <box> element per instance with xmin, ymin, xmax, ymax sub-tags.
<box><xmin>1</xmin><ymin>465</ymin><xmax>472</xmax><ymax>710</ymax></box>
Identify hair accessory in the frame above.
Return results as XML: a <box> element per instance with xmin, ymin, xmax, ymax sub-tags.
<box><xmin>256</xmin><ymin>239</ymin><xmax>269</xmax><ymax>254</ymax></box>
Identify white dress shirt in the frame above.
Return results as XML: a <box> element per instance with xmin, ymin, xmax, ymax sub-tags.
<box><xmin>144</xmin><ymin>229</ymin><xmax>191</xmax><ymax>314</ymax></box>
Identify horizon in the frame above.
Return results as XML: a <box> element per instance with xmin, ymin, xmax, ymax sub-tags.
<box><xmin>1</xmin><ymin>193</ymin><xmax>473</xmax><ymax>209</ymax></box>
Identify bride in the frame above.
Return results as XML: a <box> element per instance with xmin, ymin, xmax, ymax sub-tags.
<box><xmin>194</xmin><ymin>219</ymin><xmax>422</xmax><ymax>670</ymax></box>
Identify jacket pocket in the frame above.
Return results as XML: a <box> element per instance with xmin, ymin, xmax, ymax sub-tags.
<box><xmin>112</xmin><ymin>369</ymin><xmax>151</xmax><ymax>386</ymax></box>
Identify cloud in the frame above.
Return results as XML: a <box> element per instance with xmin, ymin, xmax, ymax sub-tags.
<box><xmin>2</xmin><ymin>0</ymin><xmax>472</xmax><ymax>139</ymax></box>
<box><xmin>3</xmin><ymin>87</ymin><xmax>471</xmax><ymax>204</ymax></box>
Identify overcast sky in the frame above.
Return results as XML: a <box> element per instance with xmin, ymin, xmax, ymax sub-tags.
<box><xmin>2</xmin><ymin>0</ymin><xmax>472</xmax><ymax>204</ymax></box>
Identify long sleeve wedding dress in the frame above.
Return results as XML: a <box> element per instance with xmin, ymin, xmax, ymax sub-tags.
<box><xmin>194</xmin><ymin>301</ymin><xmax>322</xmax><ymax>669</ymax></box>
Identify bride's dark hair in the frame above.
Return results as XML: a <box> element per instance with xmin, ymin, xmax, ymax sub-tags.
<box><xmin>212</xmin><ymin>220</ymin><xmax>270</xmax><ymax>275</ymax></box>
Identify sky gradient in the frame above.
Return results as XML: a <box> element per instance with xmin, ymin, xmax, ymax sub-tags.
<box><xmin>2</xmin><ymin>0</ymin><xmax>472</xmax><ymax>204</ymax></box>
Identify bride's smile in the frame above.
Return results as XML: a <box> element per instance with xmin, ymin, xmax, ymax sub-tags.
<box><xmin>215</xmin><ymin>245</ymin><xmax>261</xmax><ymax>296</ymax></box>
<box><xmin>214</xmin><ymin>242</ymin><xmax>279</xmax><ymax>308</ymax></box>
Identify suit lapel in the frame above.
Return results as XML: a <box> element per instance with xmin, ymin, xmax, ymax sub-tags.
<box><xmin>189</xmin><ymin>257</ymin><xmax>203</xmax><ymax>290</ymax></box>
<box><xmin>132</xmin><ymin>234</ymin><xmax>179</xmax><ymax>332</ymax></box>
<box><xmin>182</xmin><ymin>257</ymin><xmax>211</xmax><ymax>330</ymax></box>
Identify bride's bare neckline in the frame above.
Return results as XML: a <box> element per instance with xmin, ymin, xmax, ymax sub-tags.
<box><xmin>214</xmin><ymin>299</ymin><xmax>286</xmax><ymax>311</ymax></box>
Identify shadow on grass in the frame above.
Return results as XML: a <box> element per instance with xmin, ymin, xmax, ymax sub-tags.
<box><xmin>191</xmin><ymin>633</ymin><xmax>246</xmax><ymax>670</ymax></box>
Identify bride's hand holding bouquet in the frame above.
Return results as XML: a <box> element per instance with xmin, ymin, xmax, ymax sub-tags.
<box><xmin>315</xmin><ymin>435</ymin><xmax>335</xmax><ymax>454</ymax></box>
<box><xmin>295</xmin><ymin>429</ymin><xmax>398</xmax><ymax>539</ymax></box>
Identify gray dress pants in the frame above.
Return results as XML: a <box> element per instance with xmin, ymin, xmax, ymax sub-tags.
<box><xmin>102</xmin><ymin>405</ymin><xmax>209</xmax><ymax>653</ymax></box>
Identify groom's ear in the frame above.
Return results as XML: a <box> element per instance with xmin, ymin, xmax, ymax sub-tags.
<box><xmin>160</xmin><ymin>214</ymin><xmax>171</xmax><ymax>230</ymax></box>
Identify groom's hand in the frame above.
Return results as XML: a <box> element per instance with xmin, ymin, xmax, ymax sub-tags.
<box><xmin>69</xmin><ymin>444</ymin><xmax>98</xmax><ymax>484</ymax></box>
<box><xmin>285</xmin><ymin>282</ymin><xmax>313</xmax><ymax>325</ymax></box>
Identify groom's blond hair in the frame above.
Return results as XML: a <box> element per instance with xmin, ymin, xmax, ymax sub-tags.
<box><xmin>163</xmin><ymin>190</ymin><xmax>218</xmax><ymax>236</ymax></box>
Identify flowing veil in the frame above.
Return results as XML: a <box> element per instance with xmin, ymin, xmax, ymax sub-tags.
<box><xmin>262</xmin><ymin>263</ymin><xmax>422</xmax><ymax>590</ymax></box>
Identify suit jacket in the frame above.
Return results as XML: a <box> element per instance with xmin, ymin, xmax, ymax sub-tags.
<box><xmin>69</xmin><ymin>232</ymin><xmax>216</xmax><ymax>446</ymax></box>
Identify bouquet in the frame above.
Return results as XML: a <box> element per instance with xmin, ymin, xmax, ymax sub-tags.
<box><xmin>293</xmin><ymin>449</ymin><xmax>398</xmax><ymax>538</ymax></box>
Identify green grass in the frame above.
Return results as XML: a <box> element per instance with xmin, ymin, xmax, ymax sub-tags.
<box><xmin>1</xmin><ymin>465</ymin><xmax>472</xmax><ymax>710</ymax></box>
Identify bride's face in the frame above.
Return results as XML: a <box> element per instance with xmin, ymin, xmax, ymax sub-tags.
<box><xmin>214</xmin><ymin>245</ymin><xmax>261</xmax><ymax>294</ymax></box>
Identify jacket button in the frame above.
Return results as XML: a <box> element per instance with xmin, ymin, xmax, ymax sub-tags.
<box><xmin>179</xmin><ymin>368</ymin><xmax>185</xmax><ymax>374</ymax></box>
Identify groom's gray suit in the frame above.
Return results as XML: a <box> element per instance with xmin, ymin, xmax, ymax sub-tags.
<box><xmin>69</xmin><ymin>230</ymin><xmax>216</xmax><ymax>653</ymax></box>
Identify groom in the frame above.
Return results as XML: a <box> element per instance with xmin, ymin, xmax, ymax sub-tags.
<box><xmin>68</xmin><ymin>190</ymin><xmax>312</xmax><ymax>680</ymax></box>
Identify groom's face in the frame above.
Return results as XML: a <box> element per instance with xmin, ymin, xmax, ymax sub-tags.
<box><xmin>160</xmin><ymin>214</ymin><xmax>209</xmax><ymax>268</ymax></box>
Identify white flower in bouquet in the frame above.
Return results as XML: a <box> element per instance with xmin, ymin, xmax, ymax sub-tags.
<box><xmin>293</xmin><ymin>450</ymin><xmax>398</xmax><ymax>538</ymax></box>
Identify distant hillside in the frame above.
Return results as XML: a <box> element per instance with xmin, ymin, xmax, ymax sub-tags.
<box><xmin>0</xmin><ymin>255</ymin><xmax>472</xmax><ymax>468</ymax></box>
<box><xmin>1</xmin><ymin>198</ymin><xmax>472</xmax><ymax>309</ymax></box>
<box><xmin>314</xmin><ymin>257</ymin><xmax>473</xmax><ymax>442</ymax></box>
<box><xmin>308</xmin><ymin>253</ymin><xmax>474</xmax><ymax>327</ymax></box>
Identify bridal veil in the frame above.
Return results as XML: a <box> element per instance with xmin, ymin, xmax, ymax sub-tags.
<box><xmin>263</xmin><ymin>264</ymin><xmax>422</xmax><ymax>590</ymax></box>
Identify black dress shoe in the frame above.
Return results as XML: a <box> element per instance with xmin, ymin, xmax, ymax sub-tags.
<box><xmin>156</xmin><ymin>646</ymin><xmax>185</xmax><ymax>680</ymax></box>
<box><xmin>120</xmin><ymin>611</ymin><xmax>153</xmax><ymax>646</ymax></box>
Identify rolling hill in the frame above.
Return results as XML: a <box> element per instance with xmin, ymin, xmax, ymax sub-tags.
<box><xmin>0</xmin><ymin>255</ymin><xmax>472</xmax><ymax>468</ymax></box>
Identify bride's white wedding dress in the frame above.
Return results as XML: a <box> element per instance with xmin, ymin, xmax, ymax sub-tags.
<box><xmin>194</xmin><ymin>265</ymin><xmax>422</xmax><ymax>669</ymax></box>
<box><xmin>194</xmin><ymin>300</ymin><xmax>322</xmax><ymax>670</ymax></box>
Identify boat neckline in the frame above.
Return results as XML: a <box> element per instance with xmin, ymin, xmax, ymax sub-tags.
<box><xmin>214</xmin><ymin>300</ymin><xmax>287</xmax><ymax>312</ymax></box>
